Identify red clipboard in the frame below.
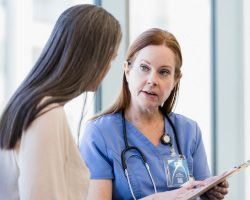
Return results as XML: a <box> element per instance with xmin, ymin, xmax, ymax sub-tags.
<box><xmin>185</xmin><ymin>160</ymin><xmax>250</xmax><ymax>200</ymax></box>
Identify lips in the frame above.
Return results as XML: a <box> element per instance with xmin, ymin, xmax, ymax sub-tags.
<box><xmin>143</xmin><ymin>90</ymin><xmax>157</xmax><ymax>96</ymax></box>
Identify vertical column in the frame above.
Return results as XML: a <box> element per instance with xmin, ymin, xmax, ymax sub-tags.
<box><xmin>96</xmin><ymin>0</ymin><xmax>129</xmax><ymax>111</ymax></box>
<box><xmin>212</xmin><ymin>0</ymin><xmax>245</xmax><ymax>199</ymax></box>
<box><xmin>243</xmin><ymin>0</ymin><xmax>250</xmax><ymax>199</ymax></box>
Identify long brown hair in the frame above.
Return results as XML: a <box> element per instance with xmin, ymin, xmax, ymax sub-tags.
<box><xmin>0</xmin><ymin>4</ymin><xmax>122</xmax><ymax>149</ymax></box>
<box><xmin>95</xmin><ymin>28</ymin><xmax>182</xmax><ymax>119</ymax></box>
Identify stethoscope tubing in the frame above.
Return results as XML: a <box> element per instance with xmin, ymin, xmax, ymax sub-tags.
<box><xmin>159</xmin><ymin>107</ymin><xmax>183</xmax><ymax>156</ymax></box>
<box><xmin>121</xmin><ymin>108</ymin><xmax>183</xmax><ymax>161</ymax></box>
<box><xmin>120</xmin><ymin>108</ymin><xmax>183</xmax><ymax>200</ymax></box>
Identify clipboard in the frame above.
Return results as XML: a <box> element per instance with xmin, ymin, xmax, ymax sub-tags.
<box><xmin>185</xmin><ymin>160</ymin><xmax>250</xmax><ymax>200</ymax></box>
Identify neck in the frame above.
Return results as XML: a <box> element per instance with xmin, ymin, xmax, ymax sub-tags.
<box><xmin>124</xmin><ymin>105</ymin><xmax>165</xmax><ymax>146</ymax></box>
<box><xmin>125</xmin><ymin>105</ymin><xmax>161</xmax><ymax>124</ymax></box>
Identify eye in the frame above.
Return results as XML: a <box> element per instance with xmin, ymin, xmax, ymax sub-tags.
<box><xmin>139</xmin><ymin>64</ymin><xmax>150</xmax><ymax>72</ymax></box>
<box><xmin>159</xmin><ymin>69</ymin><xmax>171</xmax><ymax>77</ymax></box>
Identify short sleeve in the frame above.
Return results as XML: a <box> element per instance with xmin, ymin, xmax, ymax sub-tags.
<box><xmin>79</xmin><ymin>121</ymin><xmax>114</xmax><ymax>179</ymax></box>
<box><xmin>192</xmin><ymin>123</ymin><xmax>211</xmax><ymax>180</ymax></box>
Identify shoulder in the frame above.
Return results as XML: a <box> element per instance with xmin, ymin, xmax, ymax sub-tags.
<box><xmin>169</xmin><ymin>112</ymin><xmax>199</xmax><ymax>128</ymax></box>
<box><xmin>169</xmin><ymin>113</ymin><xmax>206</xmax><ymax>156</ymax></box>
<box><xmin>84</xmin><ymin>112</ymin><xmax>121</xmax><ymax>131</ymax></box>
<box><xmin>168</xmin><ymin>112</ymin><xmax>202</xmax><ymax>140</ymax></box>
<box><xmin>81</xmin><ymin>112</ymin><xmax>122</xmax><ymax>143</ymax></box>
<box><xmin>32</xmin><ymin>105</ymin><xmax>66</xmax><ymax>129</ymax></box>
<box><xmin>88</xmin><ymin>112</ymin><xmax>121</xmax><ymax>124</ymax></box>
<box><xmin>17</xmin><ymin>105</ymin><xmax>71</xmax><ymax>165</ymax></box>
<box><xmin>22</xmin><ymin>105</ymin><xmax>68</xmax><ymax>146</ymax></box>
<box><xmin>37</xmin><ymin>104</ymin><xmax>65</xmax><ymax>120</ymax></box>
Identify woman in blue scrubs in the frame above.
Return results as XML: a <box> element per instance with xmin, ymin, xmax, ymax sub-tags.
<box><xmin>80</xmin><ymin>28</ymin><xmax>229</xmax><ymax>200</ymax></box>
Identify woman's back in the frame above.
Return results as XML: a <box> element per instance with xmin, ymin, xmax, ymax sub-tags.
<box><xmin>0</xmin><ymin>105</ymin><xmax>89</xmax><ymax>200</ymax></box>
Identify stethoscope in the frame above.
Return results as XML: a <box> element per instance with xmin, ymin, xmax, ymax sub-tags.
<box><xmin>121</xmin><ymin>108</ymin><xmax>184</xmax><ymax>200</ymax></box>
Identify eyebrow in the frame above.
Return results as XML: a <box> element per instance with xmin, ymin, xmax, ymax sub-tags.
<box><xmin>140</xmin><ymin>59</ymin><xmax>174</xmax><ymax>69</ymax></box>
<box><xmin>140</xmin><ymin>59</ymin><xmax>151</xmax><ymax>65</ymax></box>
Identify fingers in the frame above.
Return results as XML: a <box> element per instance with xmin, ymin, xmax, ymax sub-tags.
<box><xmin>215</xmin><ymin>180</ymin><xmax>229</xmax><ymax>195</ymax></box>
<box><xmin>183</xmin><ymin>180</ymin><xmax>205</xmax><ymax>190</ymax></box>
<box><xmin>204</xmin><ymin>181</ymin><xmax>229</xmax><ymax>200</ymax></box>
<box><xmin>219</xmin><ymin>180</ymin><xmax>229</xmax><ymax>188</ymax></box>
<box><xmin>205</xmin><ymin>189</ymin><xmax>225</xmax><ymax>200</ymax></box>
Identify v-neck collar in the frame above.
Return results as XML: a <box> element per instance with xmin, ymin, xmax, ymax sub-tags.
<box><xmin>122</xmin><ymin>114</ymin><xmax>175</xmax><ymax>157</ymax></box>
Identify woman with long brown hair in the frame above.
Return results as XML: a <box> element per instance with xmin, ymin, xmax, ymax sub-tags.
<box><xmin>0</xmin><ymin>4</ymin><xmax>121</xmax><ymax>199</ymax></box>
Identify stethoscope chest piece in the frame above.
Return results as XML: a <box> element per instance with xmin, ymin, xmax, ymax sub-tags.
<box><xmin>160</xmin><ymin>134</ymin><xmax>171</xmax><ymax>145</ymax></box>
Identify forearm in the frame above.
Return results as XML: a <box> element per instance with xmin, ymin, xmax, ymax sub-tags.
<box><xmin>87</xmin><ymin>180</ymin><xmax>112</xmax><ymax>200</ymax></box>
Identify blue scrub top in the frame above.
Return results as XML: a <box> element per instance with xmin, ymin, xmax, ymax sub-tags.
<box><xmin>80</xmin><ymin>112</ymin><xmax>210</xmax><ymax>200</ymax></box>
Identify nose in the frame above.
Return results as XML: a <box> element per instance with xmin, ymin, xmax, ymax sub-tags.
<box><xmin>147</xmin><ymin>70</ymin><xmax>158</xmax><ymax>86</ymax></box>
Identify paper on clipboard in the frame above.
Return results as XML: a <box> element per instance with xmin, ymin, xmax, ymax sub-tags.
<box><xmin>185</xmin><ymin>160</ymin><xmax>250</xmax><ymax>200</ymax></box>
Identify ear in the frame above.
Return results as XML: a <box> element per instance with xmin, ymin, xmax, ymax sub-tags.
<box><xmin>124</xmin><ymin>61</ymin><xmax>130</xmax><ymax>77</ymax></box>
<box><xmin>174</xmin><ymin>73</ymin><xmax>182</xmax><ymax>86</ymax></box>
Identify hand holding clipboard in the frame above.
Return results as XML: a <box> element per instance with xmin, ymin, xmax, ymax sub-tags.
<box><xmin>141</xmin><ymin>161</ymin><xmax>249</xmax><ymax>200</ymax></box>
<box><xmin>185</xmin><ymin>160</ymin><xmax>250</xmax><ymax>200</ymax></box>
